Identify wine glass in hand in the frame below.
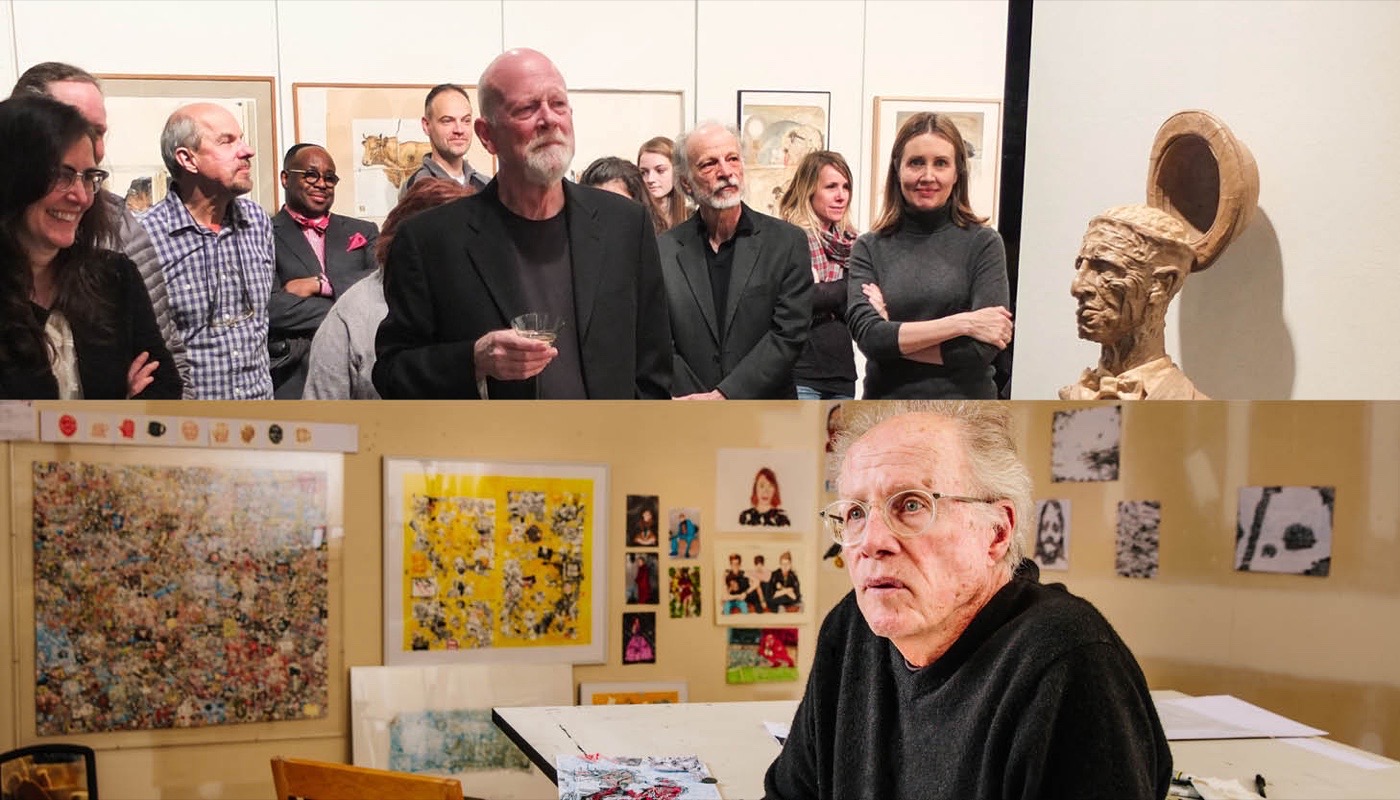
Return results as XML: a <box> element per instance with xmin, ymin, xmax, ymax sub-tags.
<box><xmin>510</xmin><ymin>312</ymin><xmax>565</xmax><ymax>397</ymax></box>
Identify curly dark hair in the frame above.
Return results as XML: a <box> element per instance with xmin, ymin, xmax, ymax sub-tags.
<box><xmin>0</xmin><ymin>94</ymin><xmax>115</xmax><ymax>367</ymax></box>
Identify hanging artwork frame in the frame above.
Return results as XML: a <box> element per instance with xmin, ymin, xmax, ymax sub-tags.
<box><xmin>382</xmin><ymin>458</ymin><xmax>608</xmax><ymax>665</ymax></box>
<box><xmin>870</xmin><ymin>96</ymin><xmax>1002</xmax><ymax>226</ymax></box>
<box><xmin>736</xmin><ymin>90</ymin><xmax>831</xmax><ymax>217</ymax></box>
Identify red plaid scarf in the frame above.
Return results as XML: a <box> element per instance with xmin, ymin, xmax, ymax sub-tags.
<box><xmin>809</xmin><ymin>225</ymin><xmax>855</xmax><ymax>283</ymax></box>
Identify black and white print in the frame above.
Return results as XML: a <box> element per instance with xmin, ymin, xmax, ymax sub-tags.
<box><xmin>1235</xmin><ymin>486</ymin><xmax>1334</xmax><ymax>576</ymax></box>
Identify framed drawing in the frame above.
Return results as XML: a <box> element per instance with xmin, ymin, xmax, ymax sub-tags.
<box><xmin>292</xmin><ymin>83</ymin><xmax>497</xmax><ymax>226</ymax></box>
<box><xmin>736</xmin><ymin>90</ymin><xmax>831</xmax><ymax>217</ymax></box>
<box><xmin>870</xmin><ymin>96</ymin><xmax>1002</xmax><ymax>227</ymax></box>
<box><xmin>567</xmin><ymin>89</ymin><xmax>685</xmax><ymax>182</ymax></box>
<box><xmin>578</xmin><ymin>681</ymin><xmax>688</xmax><ymax>705</ymax></box>
<box><xmin>713</xmin><ymin>542</ymin><xmax>813</xmax><ymax>627</ymax></box>
<box><xmin>351</xmin><ymin>663</ymin><xmax>569</xmax><ymax>800</ymax></box>
<box><xmin>715</xmin><ymin>448</ymin><xmax>818</xmax><ymax>533</ymax></box>
<box><xmin>9</xmin><ymin>442</ymin><xmax>343</xmax><ymax>747</ymax></box>
<box><xmin>99</xmin><ymin>74</ymin><xmax>278</xmax><ymax>214</ymax></box>
<box><xmin>382</xmin><ymin>458</ymin><xmax>608</xmax><ymax>665</ymax></box>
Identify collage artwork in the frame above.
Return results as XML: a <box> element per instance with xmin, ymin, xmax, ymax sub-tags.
<box><xmin>31</xmin><ymin>461</ymin><xmax>330</xmax><ymax>734</ymax></box>
<box><xmin>397</xmin><ymin>472</ymin><xmax>594</xmax><ymax>653</ymax></box>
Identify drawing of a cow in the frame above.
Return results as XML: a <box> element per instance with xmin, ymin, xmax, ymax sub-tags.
<box><xmin>360</xmin><ymin>134</ymin><xmax>434</xmax><ymax>188</ymax></box>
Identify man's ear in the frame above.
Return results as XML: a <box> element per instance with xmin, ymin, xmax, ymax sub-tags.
<box><xmin>1149</xmin><ymin>265</ymin><xmax>1185</xmax><ymax>305</ymax></box>
<box><xmin>279</xmin><ymin>170</ymin><xmax>289</xmax><ymax>191</ymax></box>
<box><xmin>987</xmin><ymin>500</ymin><xmax>1016</xmax><ymax>563</ymax></box>
<box><xmin>474</xmin><ymin>117</ymin><xmax>498</xmax><ymax>156</ymax></box>
<box><xmin>421</xmin><ymin>115</ymin><xmax>431</xmax><ymax>138</ymax></box>
<box><xmin>174</xmin><ymin>146</ymin><xmax>198</xmax><ymax>175</ymax></box>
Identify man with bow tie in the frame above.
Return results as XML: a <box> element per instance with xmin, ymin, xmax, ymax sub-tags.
<box><xmin>269</xmin><ymin>143</ymin><xmax>378</xmax><ymax>398</ymax></box>
<box><xmin>1060</xmin><ymin>204</ymin><xmax>1206</xmax><ymax>401</ymax></box>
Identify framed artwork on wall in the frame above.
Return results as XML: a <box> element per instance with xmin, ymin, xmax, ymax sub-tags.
<box><xmin>99</xmin><ymin>74</ymin><xmax>278</xmax><ymax>215</ymax></box>
<box><xmin>292</xmin><ymin>83</ymin><xmax>496</xmax><ymax>226</ymax></box>
<box><xmin>712</xmin><ymin>542</ymin><xmax>813</xmax><ymax>627</ymax></box>
<box><xmin>382</xmin><ymin>458</ymin><xmax>608</xmax><ymax>666</ymax></box>
<box><xmin>870</xmin><ymin>96</ymin><xmax>1003</xmax><ymax>227</ymax></box>
<box><xmin>735</xmin><ymin>90</ymin><xmax>831</xmax><ymax>217</ymax></box>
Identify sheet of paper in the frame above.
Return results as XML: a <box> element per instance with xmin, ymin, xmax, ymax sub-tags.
<box><xmin>557</xmin><ymin>754</ymin><xmax>722</xmax><ymax>800</ymax></box>
<box><xmin>1156</xmin><ymin>695</ymin><xmax>1326</xmax><ymax>740</ymax></box>
<box><xmin>764</xmin><ymin>720</ymin><xmax>790</xmax><ymax>745</ymax></box>
<box><xmin>0</xmin><ymin>401</ymin><xmax>36</xmax><ymax>440</ymax></box>
<box><xmin>1279</xmin><ymin>737</ymin><xmax>1397</xmax><ymax>770</ymax></box>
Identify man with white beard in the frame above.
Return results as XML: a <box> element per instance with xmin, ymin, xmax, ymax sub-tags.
<box><xmin>658</xmin><ymin>121</ymin><xmax>812</xmax><ymax>399</ymax></box>
<box><xmin>374</xmin><ymin>48</ymin><xmax>670</xmax><ymax>399</ymax></box>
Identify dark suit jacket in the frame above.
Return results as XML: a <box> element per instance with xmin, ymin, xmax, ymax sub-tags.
<box><xmin>372</xmin><ymin>180</ymin><xmax>671</xmax><ymax>399</ymax></box>
<box><xmin>269</xmin><ymin>209</ymin><xmax>378</xmax><ymax>398</ymax></box>
<box><xmin>658</xmin><ymin>206</ymin><xmax>813</xmax><ymax>399</ymax></box>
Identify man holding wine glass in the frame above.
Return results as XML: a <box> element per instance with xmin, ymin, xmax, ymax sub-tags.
<box><xmin>373</xmin><ymin>48</ymin><xmax>671</xmax><ymax>399</ymax></box>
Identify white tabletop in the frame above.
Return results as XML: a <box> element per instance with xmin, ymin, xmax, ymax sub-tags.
<box><xmin>494</xmin><ymin>697</ymin><xmax>1400</xmax><ymax>800</ymax></box>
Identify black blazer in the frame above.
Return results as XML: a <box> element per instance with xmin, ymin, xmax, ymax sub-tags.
<box><xmin>0</xmin><ymin>252</ymin><xmax>181</xmax><ymax>399</ymax></box>
<box><xmin>373</xmin><ymin>180</ymin><xmax>671</xmax><ymax>399</ymax></box>
<box><xmin>269</xmin><ymin>209</ymin><xmax>378</xmax><ymax>398</ymax></box>
<box><xmin>658</xmin><ymin>206</ymin><xmax>813</xmax><ymax>399</ymax></box>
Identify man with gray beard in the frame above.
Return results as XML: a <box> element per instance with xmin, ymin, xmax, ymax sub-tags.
<box><xmin>659</xmin><ymin>121</ymin><xmax>812</xmax><ymax>399</ymax></box>
<box><xmin>373</xmin><ymin>48</ymin><xmax>670</xmax><ymax>399</ymax></box>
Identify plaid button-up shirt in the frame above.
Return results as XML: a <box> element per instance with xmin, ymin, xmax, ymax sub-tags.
<box><xmin>139</xmin><ymin>190</ymin><xmax>275</xmax><ymax>399</ymax></box>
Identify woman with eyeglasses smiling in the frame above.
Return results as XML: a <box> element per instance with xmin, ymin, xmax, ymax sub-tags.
<box><xmin>0</xmin><ymin>95</ymin><xmax>181</xmax><ymax>399</ymax></box>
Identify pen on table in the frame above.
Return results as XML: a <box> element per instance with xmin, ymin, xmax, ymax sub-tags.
<box><xmin>1255</xmin><ymin>773</ymin><xmax>1268</xmax><ymax>798</ymax></box>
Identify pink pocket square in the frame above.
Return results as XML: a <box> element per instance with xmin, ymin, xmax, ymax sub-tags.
<box><xmin>347</xmin><ymin>232</ymin><xmax>369</xmax><ymax>251</ymax></box>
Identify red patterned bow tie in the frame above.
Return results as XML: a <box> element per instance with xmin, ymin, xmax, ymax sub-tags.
<box><xmin>286</xmin><ymin>207</ymin><xmax>329</xmax><ymax>233</ymax></box>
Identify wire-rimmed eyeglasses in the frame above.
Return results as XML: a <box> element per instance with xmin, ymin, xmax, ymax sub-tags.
<box><xmin>53</xmin><ymin>165</ymin><xmax>109</xmax><ymax>195</ymax></box>
<box><xmin>286</xmin><ymin>168</ymin><xmax>340</xmax><ymax>186</ymax></box>
<box><xmin>820</xmin><ymin>489</ymin><xmax>996</xmax><ymax>546</ymax></box>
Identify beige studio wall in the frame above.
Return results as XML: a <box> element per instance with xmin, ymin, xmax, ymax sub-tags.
<box><xmin>1011</xmin><ymin>0</ymin><xmax>1400</xmax><ymax>400</ymax></box>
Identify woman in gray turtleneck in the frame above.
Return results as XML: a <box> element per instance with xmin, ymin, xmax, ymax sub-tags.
<box><xmin>846</xmin><ymin>112</ymin><xmax>1013</xmax><ymax>399</ymax></box>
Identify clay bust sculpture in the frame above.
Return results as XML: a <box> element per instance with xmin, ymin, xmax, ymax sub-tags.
<box><xmin>1061</xmin><ymin>205</ymin><xmax>1206</xmax><ymax>400</ymax></box>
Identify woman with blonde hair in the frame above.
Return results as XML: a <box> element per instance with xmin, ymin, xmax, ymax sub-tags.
<box><xmin>778</xmin><ymin>150</ymin><xmax>858</xmax><ymax>400</ymax></box>
<box><xmin>637</xmin><ymin>136</ymin><xmax>688</xmax><ymax>232</ymax></box>
<box><xmin>846</xmin><ymin>112</ymin><xmax>1012</xmax><ymax>398</ymax></box>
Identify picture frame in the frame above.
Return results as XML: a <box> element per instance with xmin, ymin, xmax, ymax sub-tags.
<box><xmin>99</xmin><ymin>74</ymin><xmax>279</xmax><ymax>214</ymax></box>
<box><xmin>869</xmin><ymin>96</ymin><xmax>1002</xmax><ymax>226</ymax></box>
<box><xmin>382</xmin><ymin>458</ymin><xmax>608</xmax><ymax>666</ymax></box>
<box><xmin>292</xmin><ymin>82</ymin><xmax>496</xmax><ymax>226</ymax></box>
<box><xmin>736</xmin><ymin>90</ymin><xmax>832</xmax><ymax>217</ymax></box>
<box><xmin>578</xmin><ymin>681</ymin><xmax>688</xmax><ymax>705</ymax></box>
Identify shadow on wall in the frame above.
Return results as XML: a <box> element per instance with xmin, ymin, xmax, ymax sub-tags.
<box><xmin>1179</xmin><ymin>210</ymin><xmax>1294</xmax><ymax>399</ymax></box>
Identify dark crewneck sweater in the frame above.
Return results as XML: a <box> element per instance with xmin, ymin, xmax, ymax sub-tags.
<box><xmin>764</xmin><ymin>562</ymin><xmax>1172</xmax><ymax>800</ymax></box>
<box><xmin>846</xmin><ymin>204</ymin><xmax>1009</xmax><ymax>399</ymax></box>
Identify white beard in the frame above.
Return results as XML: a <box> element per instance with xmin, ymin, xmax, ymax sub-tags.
<box><xmin>524</xmin><ymin>141</ymin><xmax>574</xmax><ymax>186</ymax></box>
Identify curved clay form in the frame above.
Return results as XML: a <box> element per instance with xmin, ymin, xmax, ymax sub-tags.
<box><xmin>1146</xmin><ymin>110</ymin><xmax>1259</xmax><ymax>271</ymax></box>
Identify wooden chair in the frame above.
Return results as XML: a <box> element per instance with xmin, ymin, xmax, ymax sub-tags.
<box><xmin>270</xmin><ymin>756</ymin><xmax>466</xmax><ymax>800</ymax></box>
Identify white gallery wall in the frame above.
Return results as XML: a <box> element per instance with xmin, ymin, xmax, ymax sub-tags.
<box><xmin>1013</xmin><ymin>0</ymin><xmax>1400</xmax><ymax>400</ymax></box>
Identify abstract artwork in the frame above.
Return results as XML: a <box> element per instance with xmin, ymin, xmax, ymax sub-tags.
<box><xmin>101</xmin><ymin>75</ymin><xmax>278</xmax><ymax>214</ymax></box>
<box><xmin>1235</xmin><ymin>486</ymin><xmax>1334</xmax><ymax>576</ymax></box>
<box><xmin>352</xmin><ymin>663</ymin><xmax>569</xmax><ymax>800</ymax></box>
<box><xmin>557</xmin><ymin>755</ymin><xmax>721</xmax><ymax>800</ymax></box>
<box><xmin>1051</xmin><ymin>405</ymin><xmax>1122</xmax><ymax>482</ymax></box>
<box><xmin>1116</xmin><ymin>500</ymin><xmax>1161</xmax><ymax>578</ymax></box>
<box><xmin>668</xmin><ymin>566</ymin><xmax>702</xmax><ymax>619</ymax></box>
<box><xmin>736</xmin><ymin>90</ymin><xmax>831</xmax><ymax>217</ymax></box>
<box><xmin>31</xmin><ymin>460</ymin><xmax>329</xmax><ymax>734</ymax></box>
<box><xmin>382</xmin><ymin>459</ymin><xmax>607</xmax><ymax>665</ymax></box>
<box><xmin>870</xmin><ymin>96</ymin><xmax>1002</xmax><ymax>225</ymax></box>
<box><xmin>726</xmin><ymin>628</ymin><xmax>799</xmax><ymax>685</ymax></box>
<box><xmin>1032</xmin><ymin>499</ymin><xmax>1071</xmax><ymax>571</ymax></box>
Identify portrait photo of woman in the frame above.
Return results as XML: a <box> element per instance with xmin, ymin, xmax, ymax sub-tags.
<box><xmin>739</xmin><ymin>467</ymin><xmax>791</xmax><ymax>527</ymax></box>
<box><xmin>626</xmin><ymin>494</ymin><xmax>660</xmax><ymax>547</ymax></box>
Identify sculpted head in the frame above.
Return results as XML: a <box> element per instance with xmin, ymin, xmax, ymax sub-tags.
<box><xmin>1070</xmin><ymin>204</ymin><xmax>1195</xmax><ymax>345</ymax></box>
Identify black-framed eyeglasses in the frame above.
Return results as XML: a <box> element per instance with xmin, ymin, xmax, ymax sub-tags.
<box><xmin>820</xmin><ymin>489</ymin><xmax>996</xmax><ymax>547</ymax></box>
<box><xmin>53</xmin><ymin>165</ymin><xmax>109</xmax><ymax>194</ymax></box>
<box><xmin>286</xmin><ymin>168</ymin><xmax>340</xmax><ymax>186</ymax></box>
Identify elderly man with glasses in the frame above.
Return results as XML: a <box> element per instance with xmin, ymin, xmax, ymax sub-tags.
<box><xmin>268</xmin><ymin>143</ymin><xmax>378</xmax><ymax>398</ymax></box>
<box><xmin>764</xmin><ymin>401</ymin><xmax>1171</xmax><ymax>800</ymax></box>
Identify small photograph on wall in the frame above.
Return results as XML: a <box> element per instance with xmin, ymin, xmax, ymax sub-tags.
<box><xmin>625</xmin><ymin>552</ymin><xmax>659</xmax><ymax>605</ymax></box>
<box><xmin>1116</xmin><ymin>500</ymin><xmax>1161</xmax><ymax>578</ymax></box>
<box><xmin>1052</xmin><ymin>406</ymin><xmax>1122</xmax><ymax>482</ymax></box>
<box><xmin>1033</xmin><ymin>499</ymin><xmax>1071</xmax><ymax>571</ymax></box>
<box><xmin>667</xmin><ymin>507</ymin><xmax>701</xmax><ymax>558</ymax></box>
<box><xmin>716</xmin><ymin>448</ymin><xmax>818</xmax><ymax>532</ymax></box>
<box><xmin>1235</xmin><ymin>486</ymin><xmax>1334</xmax><ymax>576</ymax></box>
<box><xmin>726</xmin><ymin>628</ymin><xmax>799</xmax><ymax>684</ymax></box>
<box><xmin>714</xmin><ymin>543</ymin><xmax>811</xmax><ymax>625</ymax></box>
<box><xmin>626</xmin><ymin>494</ymin><xmax>661</xmax><ymax>547</ymax></box>
<box><xmin>622</xmin><ymin>612</ymin><xmax>656</xmax><ymax>665</ymax></box>
<box><xmin>668</xmin><ymin>566</ymin><xmax>702</xmax><ymax>619</ymax></box>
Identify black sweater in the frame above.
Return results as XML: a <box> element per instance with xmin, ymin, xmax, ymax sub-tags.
<box><xmin>764</xmin><ymin>563</ymin><xmax>1171</xmax><ymax>800</ymax></box>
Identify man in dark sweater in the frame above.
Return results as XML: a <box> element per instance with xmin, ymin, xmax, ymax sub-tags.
<box><xmin>764</xmin><ymin>402</ymin><xmax>1171</xmax><ymax>800</ymax></box>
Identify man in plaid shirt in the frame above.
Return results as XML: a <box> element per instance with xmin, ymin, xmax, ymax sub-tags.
<box><xmin>140</xmin><ymin>103</ymin><xmax>274</xmax><ymax>399</ymax></box>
